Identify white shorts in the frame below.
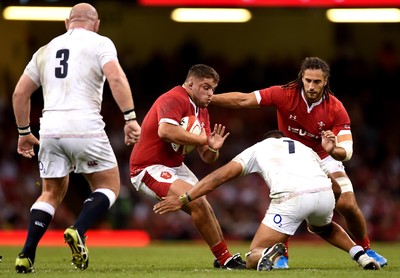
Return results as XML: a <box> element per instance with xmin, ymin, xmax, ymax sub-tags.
<box><xmin>321</xmin><ymin>155</ymin><xmax>345</xmax><ymax>173</ymax></box>
<box><xmin>262</xmin><ymin>189</ymin><xmax>335</xmax><ymax>235</ymax></box>
<box><xmin>38</xmin><ymin>137</ymin><xmax>117</xmax><ymax>178</ymax></box>
<box><xmin>130</xmin><ymin>163</ymin><xmax>198</xmax><ymax>199</ymax></box>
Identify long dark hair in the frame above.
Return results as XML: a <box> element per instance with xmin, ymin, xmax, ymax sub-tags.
<box><xmin>282</xmin><ymin>57</ymin><xmax>334</xmax><ymax>99</ymax></box>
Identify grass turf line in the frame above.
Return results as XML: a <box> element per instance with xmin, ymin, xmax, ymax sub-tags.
<box><xmin>1</xmin><ymin>241</ymin><xmax>399</xmax><ymax>277</ymax></box>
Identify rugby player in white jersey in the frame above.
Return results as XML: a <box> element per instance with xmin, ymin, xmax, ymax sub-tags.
<box><xmin>154</xmin><ymin>130</ymin><xmax>380</xmax><ymax>271</ymax></box>
<box><xmin>12</xmin><ymin>3</ymin><xmax>140</xmax><ymax>273</ymax></box>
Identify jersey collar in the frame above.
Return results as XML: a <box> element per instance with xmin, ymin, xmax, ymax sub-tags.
<box><xmin>301</xmin><ymin>89</ymin><xmax>325</xmax><ymax>113</ymax></box>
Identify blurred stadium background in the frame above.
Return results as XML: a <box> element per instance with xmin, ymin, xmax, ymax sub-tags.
<box><xmin>0</xmin><ymin>0</ymin><xmax>399</xmax><ymax>245</ymax></box>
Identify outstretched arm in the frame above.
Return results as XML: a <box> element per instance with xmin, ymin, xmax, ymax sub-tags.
<box><xmin>211</xmin><ymin>92</ymin><xmax>259</xmax><ymax>108</ymax></box>
<box><xmin>153</xmin><ymin>160</ymin><xmax>243</xmax><ymax>214</ymax></box>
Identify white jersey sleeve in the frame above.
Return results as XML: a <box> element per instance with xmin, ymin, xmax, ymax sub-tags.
<box><xmin>24</xmin><ymin>50</ymin><xmax>41</xmax><ymax>86</ymax></box>
<box><xmin>232</xmin><ymin>143</ymin><xmax>262</xmax><ymax>176</ymax></box>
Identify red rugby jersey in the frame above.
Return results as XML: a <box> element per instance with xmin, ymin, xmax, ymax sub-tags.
<box><xmin>130</xmin><ymin>86</ymin><xmax>211</xmax><ymax>175</ymax></box>
<box><xmin>257</xmin><ymin>85</ymin><xmax>351</xmax><ymax>159</ymax></box>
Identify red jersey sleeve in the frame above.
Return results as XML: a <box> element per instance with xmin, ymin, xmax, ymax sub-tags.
<box><xmin>329</xmin><ymin>97</ymin><xmax>351</xmax><ymax>136</ymax></box>
<box><xmin>157</xmin><ymin>89</ymin><xmax>188</xmax><ymax>124</ymax></box>
<box><xmin>258</xmin><ymin>85</ymin><xmax>288</xmax><ymax>108</ymax></box>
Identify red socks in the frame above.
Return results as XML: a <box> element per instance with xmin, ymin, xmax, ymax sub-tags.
<box><xmin>211</xmin><ymin>240</ymin><xmax>232</xmax><ymax>266</ymax></box>
<box><xmin>355</xmin><ymin>237</ymin><xmax>371</xmax><ymax>250</ymax></box>
<box><xmin>283</xmin><ymin>241</ymin><xmax>289</xmax><ymax>258</ymax></box>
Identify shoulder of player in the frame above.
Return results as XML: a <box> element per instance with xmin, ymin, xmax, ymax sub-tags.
<box><xmin>162</xmin><ymin>86</ymin><xmax>188</xmax><ymax>101</ymax></box>
<box><xmin>259</xmin><ymin>85</ymin><xmax>286</xmax><ymax>93</ymax></box>
<box><xmin>258</xmin><ymin>85</ymin><xmax>295</xmax><ymax>104</ymax></box>
<box><xmin>163</xmin><ymin>85</ymin><xmax>184</xmax><ymax>94</ymax></box>
<box><xmin>156</xmin><ymin>87</ymin><xmax>192</xmax><ymax>114</ymax></box>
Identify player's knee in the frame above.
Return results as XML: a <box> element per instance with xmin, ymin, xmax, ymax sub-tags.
<box><xmin>191</xmin><ymin>196</ymin><xmax>209</xmax><ymax>209</ymax></box>
<box><xmin>335</xmin><ymin>177</ymin><xmax>360</xmax><ymax>210</ymax></box>
<box><xmin>245</xmin><ymin>248</ymin><xmax>263</xmax><ymax>269</ymax></box>
<box><xmin>336</xmin><ymin>192</ymin><xmax>360</xmax><ymax>215</ymax></box>
<box><xmin>41</xmin><ymin>190</ymin><xmax>65</xmax><ymax>206</ymax></box>
<box><xmin>189</xmin><ymin>197</ymin><xmax>214</xmax><ymax>217</ymax></box>
<box><xmin>308</xmin><ymin>223</ymin><xmax>333</xmax><ymax>237</ymax></box>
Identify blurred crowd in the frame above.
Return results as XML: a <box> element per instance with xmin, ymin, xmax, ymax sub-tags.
<box><xmin>0</xmin><ymin>39</ymin><xmax>399</xmax><ymax>243</ymax></box>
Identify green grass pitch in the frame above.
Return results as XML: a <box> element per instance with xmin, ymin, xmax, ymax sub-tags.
<box><xmin>1</xmin><ymin>241</ymin><xmax>399</xmax><ymax>277</ymax></box>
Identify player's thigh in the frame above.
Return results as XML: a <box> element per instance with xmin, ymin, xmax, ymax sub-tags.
<box><xmin>70</xmin><ymin>137</ymin><xmax>118</xmax><ymax>174</ymax></box>
<box><xmin>335</xmin><ymin>191</ymin><xmax>359</xmax><ymax>214</ymax></box>
<box><xmin>306</xmin><ymin>191</ymin><xmax>335</xmax><ymax>227</ymax></box>
<box><xmin>83</xmin><ymin>166</ymin><xmax>120</xmax><ymax>194</ymax></box>
<box><xmin>169</xmin><ymin>163</ymin><xmax>198</xmax><ymax>195</ymax></box>
<box><xmin>130</xmin><ymin>164</ymin><xmax>197</xmax><ymax>199</ymax></box>
<box><xmin>261</xmin><ymin>198</ymin><xmax>305</xmax><ymax>237</ymax></box>
<box><xmin>38</xmin><ymin>138</ymin><xmax>72</xmax><ymax>178</ymax></box>
<box><xmin>64</xmin><ymin>137</ymin><xmax>119</xmax><ymax>190</ymax></box>
<box><xmin>321</xmin><ymin>156</ymin><xmax>346</xmax><ymax>175</ymax></box>
<box><xmin>175</xmin><ymin>163</ymin><xmax>198</xmax><ymax>184</ymax></box>
<box><xmin>250</xmin><ymin>223</ymin><xmax>289</xmax><ymax>250</ymax></box>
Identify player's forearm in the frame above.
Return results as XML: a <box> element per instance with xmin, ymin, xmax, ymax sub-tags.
<box><xmin>159</xmin><ymin>124</ymin><xmax>207</xmax><ymax>146</ymax></box>
<box><xmin>110</xmin><ymin>77</ymin><xmax>135</xmax><ymax>112</ymax></box>
<box><xmin>211</xmin><ymin>92</ymin><xmax>252</xmax><ymax>108</ymax></box>
<box><xmin>13</xmin><ymin>92</ymin><xmax>31</xmax><ymax>127</ymax></box>
<box><xmin>183</xmin><ymin>161</ymin><xmax>242</xmax><ymax>203</ymax></box>
<box><xmin>328</xmin><ymin>140</ymin><xmax>353</xmax><ymax>161</ymax></box>
<box><xmin>322</xmin><ymin>130</ymin><xmax>353</xmax><ymax>161</ymax></box>
<box><xmin>200</xmin><ymin>146</ymin><xmax>220</xmax><ymax>164</ymax></box>
<box><xmin>12</xmin><ymin>75</ymin><xmax>38</xmax><ymax>127</ymax></box>
<box><xmin>186</xmin><ymin>173</ymin><xmax>224</xmax><ymax>202</ymax></box>
<box><xmin>104</xmin><ymin>61</ymin><xmax>135</xmax><ymax>112</ymax></box>
<box><xmin>328</xmin><ymin>146</ymin><xmax>347</xmax><ymax>161</ymax></box>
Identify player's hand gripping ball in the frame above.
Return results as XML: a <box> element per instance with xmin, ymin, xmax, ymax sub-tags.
<box><xmin>171</xmin><ymin>115</ymin><xmax>202</xmax><ymax>154</ymax></box>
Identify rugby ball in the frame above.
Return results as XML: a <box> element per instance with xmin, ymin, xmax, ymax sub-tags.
<box><xmin>171</xmin><ymin>115</ymin><xmax>202</xmax><ymax>154</ymax></box>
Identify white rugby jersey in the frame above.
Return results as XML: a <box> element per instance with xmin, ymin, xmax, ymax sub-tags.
<box><xmin>233</xmin><ymin>137</ymin><xmax>332</xmax><ymax>200</ymax></box>
<box><xmin>24</xmin><ymin>28</ymin><xmax>118</xmax><ymax>136</ymax></box>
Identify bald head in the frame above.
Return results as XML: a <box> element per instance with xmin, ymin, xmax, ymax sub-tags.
<box><xmin>66</xmin><ymin>3</ymin><xmax>99</xmax><ymax>32</ymax></box>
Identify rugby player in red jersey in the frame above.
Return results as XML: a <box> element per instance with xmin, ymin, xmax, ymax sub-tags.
<box><xmin>211</xmin><ymin>57</ymin><xmax>387</xmax><ymax>268</ymax></box>
<box><xmin>130</xmin><ymin>64</ymin><xmax>245</xmax><ymax>270</ymax></box>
